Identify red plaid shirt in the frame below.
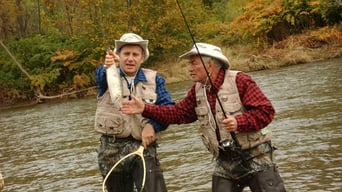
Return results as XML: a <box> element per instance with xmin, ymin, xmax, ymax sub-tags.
<box><xmin>143</xmin><ymin>69</ymin><xmax>275</xmax><ymax>132</ymax></box>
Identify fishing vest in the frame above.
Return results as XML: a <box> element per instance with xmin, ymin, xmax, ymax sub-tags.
<box><xmin>94</xmin><ymin>68</ymin><xmax>157</xmax><ymax>140</ymax></box>
<box><xmin>194</xmin><ymin>70</ymin><xmax>272</xmax><ymax>157</ymax></box>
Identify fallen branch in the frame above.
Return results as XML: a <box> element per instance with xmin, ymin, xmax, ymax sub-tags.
<box><xmin>1</xmin><ymin>40</ymin><xmax>97</xmax><ymax>103</ymax></box>
<box><xmin>36</xmin><ymin>86</ymin><xmax>97</xmax><ymax>100</ymax></box>
<box><xmin>0</xmin><ymin>40</ymin><xmax>31</xmax><ymax>79</ymax></box>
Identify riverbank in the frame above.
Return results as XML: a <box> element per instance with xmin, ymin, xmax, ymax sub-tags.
<box><xmin>154</xmin><ymin>26</ymin><xmax>342</xmax><ymax>83</ymax></box>
<box><xmin>1</xmin><ymin>26</ymin><xmax>341</xmax><ymax>110</ymax></box>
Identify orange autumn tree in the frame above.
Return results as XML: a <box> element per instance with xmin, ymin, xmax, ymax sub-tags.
<box><xmin>0</xmin><ymin>0</ymin><xmax>340</xmax><ymax>105</ymax></box>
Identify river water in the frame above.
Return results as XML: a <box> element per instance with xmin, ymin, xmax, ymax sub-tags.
<box><xmin>0</xmin><ymin>58</ymin><xmax>341</xmax><ymax>192</ymax></box>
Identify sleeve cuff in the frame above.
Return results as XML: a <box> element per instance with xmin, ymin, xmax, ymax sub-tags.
<box><xmin>148</xmin><ymin>120</ymin><xmax>168</xmax><ymax>133</ymax></box>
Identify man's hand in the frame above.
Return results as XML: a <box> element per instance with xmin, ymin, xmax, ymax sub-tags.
<box><xmin>221</xmin><ymin>115</ymin><xmax>238</xmax><ymax>133</ymax></box>
<box><xmin>120</xmin><ymin>94</ymin><xmax>145</xmax><ymax>114</ymax></box>
<box><xmin>141</xmin><ymin>124</ymin><xmax>155</xmax><ymax>148</ymax></box>
<box><xmin>104</xmin><ymin>49</ymin><xmax>120</xmax><ymax>69</ymax></box>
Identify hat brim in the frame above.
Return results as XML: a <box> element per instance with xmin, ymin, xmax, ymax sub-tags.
<box><xmin>180</xmin><ymin>50</ymin><xmax>229</xmax><ymax>69</ymax></box>
<box><xmin>115</xmin><ymin>40</ymin><xmax>149</xmax><ymax>61</ymax></box>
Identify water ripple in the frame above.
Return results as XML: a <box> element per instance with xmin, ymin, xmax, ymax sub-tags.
<box><xmin>1</xmin><ymin>58</ymin><xmax>341</xmax><ymax>191</ymax></box>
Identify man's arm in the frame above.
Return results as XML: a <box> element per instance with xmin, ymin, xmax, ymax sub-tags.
<box><xmin>141</xmin><ymin>123</ymin><xmax>156</xmax><ymax>148</ymax></box>
<box><xmin>148</xmin><ymin>74</ymin><xmax>175</xmax><ymax>132</ymax></box>
<box><xmin>235</xmin><ymin>72</ymin><xmax>275</xmax><ymax>132</ymax></box>
<box><xmin>95</xmin><ymin>65</ymin><xmax>108</xmax><ymax>97</ymax></box>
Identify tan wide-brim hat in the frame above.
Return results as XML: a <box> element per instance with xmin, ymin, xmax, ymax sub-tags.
<box><xmin>179</xmin><ymin>42</ymin><xmax>230</xmax><ymax>69</ymax></box>
<box><xmin>114</xmin><ymin>33</ymin><xmax>150</xmax><ymax>61</ymax></box>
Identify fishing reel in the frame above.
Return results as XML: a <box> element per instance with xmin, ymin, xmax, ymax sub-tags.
<box><xmin>220</xmin><ymin>139</ymin><xmax>240</xmax><ymax>153</ymax></box>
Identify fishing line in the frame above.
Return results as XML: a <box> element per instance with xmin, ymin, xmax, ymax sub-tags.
<box><xmin>174</xmin><ymin>0</ymin><xmax>242</xmax><ymax>148</ymax></box>
<box><xmin>173</xmin><ymin>3</ymin><xmax>257</xmax><ymax>172</ymax></box>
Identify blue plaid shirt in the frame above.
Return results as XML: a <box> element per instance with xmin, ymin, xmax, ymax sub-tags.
<box><xmin>95</xmin><ymin>65</ymin><xmax>174</xmax><ymax>132</ymax></box>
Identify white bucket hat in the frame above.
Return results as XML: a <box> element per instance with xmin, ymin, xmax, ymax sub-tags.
<box><xmin>179</xmin><ymin>42</ymin><xmax>230</xmax><ymax>69</ymax></box>
<box><xmin>114</xmin><ymin>33</ymin><xmax>150</xmax><ymax>61</ymax></box>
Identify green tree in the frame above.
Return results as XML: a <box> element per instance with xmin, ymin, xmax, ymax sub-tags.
<box><xmin>0</xmin><ymin>0</ymin><xmax>340</xmax><ymax>105</ymax></box>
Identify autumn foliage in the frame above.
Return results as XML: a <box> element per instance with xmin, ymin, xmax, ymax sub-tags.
<box><xmin>0</xmin><ymin>0</ymin><xmax>341</xmax><ymax>105</ymax></box>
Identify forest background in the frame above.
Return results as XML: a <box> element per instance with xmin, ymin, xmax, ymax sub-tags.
<box><xmin>0</xmin><ymin>0</ymin><xmax>341</xmax><ymax>108</ymax></box>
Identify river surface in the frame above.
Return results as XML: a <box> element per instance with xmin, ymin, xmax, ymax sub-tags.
<box><xmin>0</xmin><ymin>58</ymin><xmax>341</xmax><ymax>192</ymax></box>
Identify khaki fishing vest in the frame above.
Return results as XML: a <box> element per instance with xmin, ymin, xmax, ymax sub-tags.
<box><xmin>94</xmin><ymin>68</ymin><xmax>157</xmax><ymax>140</ymax></box>
<box><xmin>195</xmin><ymin>70</ymin><xmax>272</xmax><ymax>157</ymax></box>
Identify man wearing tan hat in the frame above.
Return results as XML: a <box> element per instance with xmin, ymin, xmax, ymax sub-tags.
<box><xmin>94</xmin><ymin>33</ymin><xmax>174</xmax><ymax>191</ymax></box>
<box><xmin>121</xmin><ymin>42</ymin><xmax>286</xmax><ymax>191</ymax></box>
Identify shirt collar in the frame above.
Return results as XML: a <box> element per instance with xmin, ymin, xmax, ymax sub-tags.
<box><xmin>119</xmin><ymin>67</ymin><xmax>147</xmax><ymax>84</ymax></box>
<box><xmin>212</xmin><ymin>68</ymin><xmax>225</xmax><ymax>91</ymax></box>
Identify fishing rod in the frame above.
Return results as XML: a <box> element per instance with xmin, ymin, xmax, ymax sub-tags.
<box><xmin>175</xmin><ymin>0</ymin><xmax>246</xmax><ymax>161</ymax></box>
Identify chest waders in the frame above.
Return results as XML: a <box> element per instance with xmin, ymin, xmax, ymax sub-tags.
<box><xmin>95</xmin><ymin>68</ymin><xmax>168</xmax><ymax>192</ymax></box>
<box><xmin>194</xmin><ymin>71</ymin><xmax>285</xmax><ymax>192</ymax></box>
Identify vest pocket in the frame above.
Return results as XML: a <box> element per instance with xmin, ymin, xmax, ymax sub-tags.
<box><xmin>195</xmin><ymin>107</ymin><xmax>209</xmax><ymax>126</ymax></box>
<box><xmin>201</xmin><ymin>134</ymin><xmax>216</xmax><ymax>155</ymax></box>
<box><xmin>238</xmin><ymin>131</ymin><xmax>265</xmax><ymax>150</ymax></box>
<box><xmin>246</xmin><ymin>130</ymin><xmax>272</xmax><ymax>149</ymax></box>
<box><xmin>141</xmin><ymin>92</ymin><xmax>157</xmax><ymax>104</ymax></box>
<box><xmin>94</xmin><ymin>112</ymin><xmax>130</xmax><ymax>137</ymax></box>
<box><xmin>247</xmin><ymin>131</ymin><xmax>262</xmax><ymax>141</ymax></box>
<box><xmin>221</xmin><ymin>102</ymin><xmax>243</xmax><ymax>115</ymax></box>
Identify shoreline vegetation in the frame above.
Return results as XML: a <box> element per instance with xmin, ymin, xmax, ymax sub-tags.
<box><xmin>154</xmin><ymin>26</ymin><xmax>342</xmax><ymax>83</ymax></box>
<box><xmin>1</xmin><ymin>0</ymin><xmax>341</xmax><ymax>111</ymax></box>
<box><xmin>1</xmin><ymin>26</ymin><xmax>341</xmax><ymax>111</ymax></box>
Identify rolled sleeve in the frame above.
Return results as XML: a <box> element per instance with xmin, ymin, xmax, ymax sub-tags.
<box><xmin>95</xmin><ymin>65</ymin><xmax>108</xmax><ymax>97</ymax></box>
<box><xmin>151</xmin><ymin>74</ymin><xmax>174</xmax><ymax>132</ymax></box>
<box><xmin>148</xmin><ymin>119</ymin><xmax>168</xmax><ymax>132</ymax></box>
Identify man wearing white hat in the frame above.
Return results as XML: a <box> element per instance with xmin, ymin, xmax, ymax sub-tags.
<box><xmin>94</xmin><ymin>33</ymin><xmax>174</xmax><ymax>192</ymax></box>
<box><xmin>121</xmin><ymin>42</ymin><xmax>286</xmax><ymax>191</ymax></box>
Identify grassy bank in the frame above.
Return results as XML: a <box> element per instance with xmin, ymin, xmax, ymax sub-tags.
<box><xmin>155</xmin><ymin>26</ymin><xmax>342</xmax><ymax>83</ymax></box>
<box><xmin>1</xmin><ymin>26</ymin><xmax>341</xmax><ymax>110</ymax></box>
